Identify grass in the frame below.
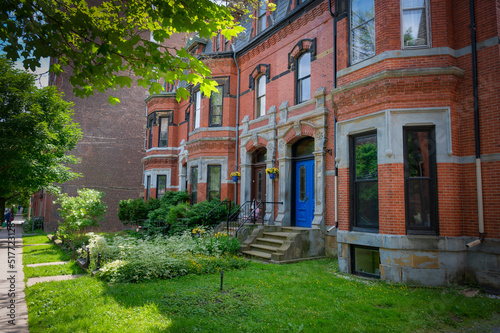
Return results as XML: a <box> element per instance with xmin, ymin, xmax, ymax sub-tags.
<box><xmin>25</xmin><ymin>259</ymin><xmax>500</xmax><ymax>333</ymax></box>
<box><xmin>23</xmin><ymin>234</ymin><xmax>51</xmax><ymax>245</ymax></box>
<box><xmin>23</xmin><ymin>244</ymin><xmax>71</xmax><ymax>265</ymax></box>
<box><xmin>23</xmin><ymin>229</ymin><xmax>46</xmax><ymax>236</ymax></box>
<box><xmin>24</xmin><ymin>261</ymin><xmax>83</xmax><ymax>279</ymax></box>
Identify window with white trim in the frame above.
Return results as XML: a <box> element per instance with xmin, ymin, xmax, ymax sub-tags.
<box><xmin>297</xmin><ymin>52</ymin><xmax>311</xmax><ymax>103</ymax></box>
<box><xmin>256</xmin><ymin>75</ymin><xmax>266</xmax><ymax>117</ymax></box>
<box><xmin>193</xmin><ymin>90</ymin><xmax>201</xmax><ymax>130</ymax></box>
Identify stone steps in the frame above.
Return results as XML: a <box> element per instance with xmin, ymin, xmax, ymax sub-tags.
<box><xmin>241</xmin><ymin>226</ymin><xmax>325</xmax><ymax>263</ymax></box>
<box><xmin>241</xmin><ymin>249</ymin><xmax>272</xmax><ymax>261</ymax></box>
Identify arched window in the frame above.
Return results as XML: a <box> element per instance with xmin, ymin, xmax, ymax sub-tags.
<box><xmin>297</xmin><ymin>52</ymin><xmax>311</xmax><ymax>103</ymax></box>
<box><xmin>256</xmin><ymin>75</ymin><xmax>266</xmax><ymax>117</ymax></box>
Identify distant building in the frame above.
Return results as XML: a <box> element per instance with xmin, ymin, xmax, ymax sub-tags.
<box><xmin>143</xmin><ymin>0</ymin><xmax>500</xmax><ymax>290</ymax></box>
<box><xmin>33</xmin><ymin>32</ymin><xmax>189</xmax><ymax>231</ymax></box>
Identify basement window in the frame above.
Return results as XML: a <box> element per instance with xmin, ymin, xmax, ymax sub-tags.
<box><xmin>351</xmin><ymin>245</ymin><xmax>380</xmax><ymax>278</ymax></box>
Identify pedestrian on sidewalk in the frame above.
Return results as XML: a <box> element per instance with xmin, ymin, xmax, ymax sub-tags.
<box><xmin>7</xmin><ymin>208</ymin><xmax>14</xmax><ymax>228</ymax></box>
<box><xmin>4</xmin><ymin>210</ymin><xmax>11</xmax><ymax>227</ymax></box>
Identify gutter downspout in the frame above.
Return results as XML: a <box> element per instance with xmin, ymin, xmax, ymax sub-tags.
<box><xmin>466</xmin><ymin>0</ymin><xmax>484</xmax><ymax>248</ymax></box>
<box><xmin>232</xmin><ymin>44</ymin><xmax>241</xmax><ymax>204</ymax></box>
<box><xmin>328</xmin><ymin>1</ymin><xmax>339</xmax><ymax>232</ymax></box>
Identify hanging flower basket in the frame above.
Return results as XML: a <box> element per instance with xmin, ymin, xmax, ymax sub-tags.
<box><xmin>230</xmin><ymin>171</ymin><xmax>240</xmax><ymax>182</ymax></box>
<box><xmin>266</xmin><ymin>167</ymin><xmax>279</xmax><ymax>180</ymax></box>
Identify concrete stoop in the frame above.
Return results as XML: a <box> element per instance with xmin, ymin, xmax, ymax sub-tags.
<box><xmin>241</xmin><ymin>225</ymin><xmax>325</xmax><ymax>263</ymax></box>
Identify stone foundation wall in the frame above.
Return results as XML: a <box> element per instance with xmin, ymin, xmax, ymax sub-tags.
<box><xmin>335</xmin><ymin>231</ymin><xmax>500</xmax><ymax>291</ymax></box>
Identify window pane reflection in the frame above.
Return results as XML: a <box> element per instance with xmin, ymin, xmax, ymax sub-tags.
<box><xmin>407</xmin><ymin>179</ymin><xmax>431</xmax><ymax>227</ymax></box>
<box><xmin>355</xmin><ymin>182</ymin><xmax>379</xmax><ymax>228</ymax></box>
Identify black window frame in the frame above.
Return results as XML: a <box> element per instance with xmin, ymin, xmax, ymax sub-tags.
<box><xmin>158</xmin><ymin>116</ymin><xmax>169</xmax><ymax>147</ymax></box>
<box><xmin>146</xmin><ymin>175</ymin><xmax>151</xmax><ymax>200</ymax></box>
<box><xmin>349</xmin><ymin>0</ymin><xmax>376</xmax><ymax>65</ymax></box>
<box><xmin>404</xmin><ymin>126</ymin><xmax>438</xmax><ymax>235</ymax></box>
<box><xmin>295</xmin><ymin>52</ymin><xmax>311</xmax><ymax>104</ymax></box>
<box><xmin>215</xmin><ymin>32</ymin><xmax>220</xmax><ymax>52</ymax></box>
<box><xmin>191</xmin><ymin>166</ymin><xmax>198</xmax><ymax>204</ymax></box>
<box><xmin>351</xmin><ymin>245</ymin><xmax>381</xmax><ymax>279</ymax></box>
<box><xmin>156</xmin><ymin>175</ymin><xmax>167</xmax><ymax>199</ymax></box>
<box><xmin>349</xmin><ymin>131</ymin><xmax>379</xmax><ymax>232</ymax></box>
<box><xmin>257</xmin><ymin>3</ymin><xmax>266</xmax><ymax>34</ymax></box>
<box><xmin>207</xmin><ymin>165</ymin><xmax>221</xmax><ymax>201</ymax></box>
<box><xmin>147</xmin><ymin>115</ymin><xmax>155</xmax><ymax>149</ymax></box>
<box><xmin>209</xmin><ymin>85</ymin><xmax>224</xmax><ymax>127</ymax></box>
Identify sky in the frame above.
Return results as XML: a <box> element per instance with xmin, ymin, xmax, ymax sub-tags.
<box><xmin>14</xmin><ymin>57</ymin><xmax>50</xmax><ymax>88</ymax></box>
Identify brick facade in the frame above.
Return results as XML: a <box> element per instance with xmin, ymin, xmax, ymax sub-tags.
<box><xmin>143</xmin><ymin>0</ymin><xmax>499</xmax><ymax>289</ymax></box>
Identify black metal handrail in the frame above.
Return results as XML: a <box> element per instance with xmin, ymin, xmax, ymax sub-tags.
<box><xmin>204</xmin><ymin>198</ymin><xmax>231</xmax><ymax>220</ymax></box>
<box><xmin>235</xmin><ymin>201</ymin><xmax>283</xmax><ymax>236</ymax></box>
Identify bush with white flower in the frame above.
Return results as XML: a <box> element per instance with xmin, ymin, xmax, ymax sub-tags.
<box><xmin>89</xmin><ymin>227</ymin><xmax>245</xmax><ymax>283</ymax></box>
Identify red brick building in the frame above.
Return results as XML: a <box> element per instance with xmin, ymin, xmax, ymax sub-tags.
<box><xmin>144</xmin><ymin>0</ymin><xmax>499</xmax><ymax>290</ymax></box>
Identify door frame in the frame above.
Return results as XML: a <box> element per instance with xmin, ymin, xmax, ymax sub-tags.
<box><xmin>292</xmin><ymin>155</ymin><xmax>315</xmax><ymax>227</ymax></box>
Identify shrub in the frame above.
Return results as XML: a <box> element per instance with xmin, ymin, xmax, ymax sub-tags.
<box><xmin>89</xmin><ymin>229</ymin><xmax>246</xmax><ymax>283</ymax></box>
<box><xmin>186</xmin><ymin>199</ymin><xmax>235</xmax><ymax>227</ymax></box>
<box><xmin>55</xmin><ymin>189</ymin><xmax>107</xmax><ymax>254</ymax></box>
<box><xmin>147</xmin><ymin>191</ymin><xmax>189</xmax><ymax>221</ymax></box>
<box><xmin>118</xmin><ymin>198</ymin><xmax>160</xmax><ymax>222</ymax></box>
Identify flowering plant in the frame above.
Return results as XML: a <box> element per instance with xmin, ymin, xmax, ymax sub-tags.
<box><xmin>265</xmin><ymin>167</ymin><xmax>279</xmax><ymax>175</ymax></box>
<box><xmin>230</xmin><ymin>171</ymin><xmax>241</xmax><ymax>177</ymax></box>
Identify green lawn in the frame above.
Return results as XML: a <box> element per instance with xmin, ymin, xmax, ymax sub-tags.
<box><xmin>25</xmin><ymin>259</ymin><xmax>500</xmax><ymax>333</ymax></box>
<box><xmin>23</xmin><ymin>234</ymin><xmax>51</xmax><ymax>245</ymax></box>
<box><xmin>24</xmin><ymin>261</ymin><xmax>83</xmax><ymax>279</ymax></box>
<box><xmin>23</xmin><ymin>244</ymin><xmax>71</xmax><ymax>265</ymax></box>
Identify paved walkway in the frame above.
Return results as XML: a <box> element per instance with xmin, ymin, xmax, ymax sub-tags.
<box><xmin>0</xmin><ymin>214</ymin><xmax>29</xmax><ymax>333</ymax></box>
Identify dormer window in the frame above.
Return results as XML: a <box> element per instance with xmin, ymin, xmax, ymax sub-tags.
<box><xmin>215</xmin><ymin>33</ymin><xmax>220</xmax><ymax>52</ymax></box>
<box><xmin>257</xmin><ymin>3</ymin><xmax>266</xmax><ymax>34</ymax></box>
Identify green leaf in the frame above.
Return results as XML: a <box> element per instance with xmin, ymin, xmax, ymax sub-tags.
<box><xmin>175</xmin><ymin>87</ymin><xmax>190</xmax><ymax>102</ymax></box>
<box><xmin>108</xmin><ymin>96</ymin><xmax>121</xmax><ymax>105</ymax></box>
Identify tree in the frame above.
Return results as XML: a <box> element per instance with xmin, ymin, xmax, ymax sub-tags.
<box><xmin>0</xmin><ymin>0</ymin><xmax>272</xmax><ymax>104</ymax></box>
<box><xmin>55</xmin><ymin>188</ymin><xmax>107</xmax><ymax>255</ymax></box>
<box><xmin>0</xmin><ymin>57</ymin><xmax>82</xmax><ymax>221</ymax></box>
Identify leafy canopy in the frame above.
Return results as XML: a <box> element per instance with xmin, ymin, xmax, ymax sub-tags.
<box><xmin>0</xmin><ymin>0</ymin><xmax>273</xmax><ymax>103</ymax></box>
<box><xmin>0</xmin><ymin>56</ymin><xmax>82</xmax><ymax>218</ymax></box>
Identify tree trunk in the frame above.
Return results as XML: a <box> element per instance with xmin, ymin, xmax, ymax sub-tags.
<box><xmin>0</xmin><ymin>198</ymin><xmax>6</xmax><ymax>223</ymax></box>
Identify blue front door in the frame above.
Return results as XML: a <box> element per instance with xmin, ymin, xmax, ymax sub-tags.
<box><xmin>295</xmin><ymin>159</ymin><xmax>314</xmax><ymax>227</ymax></box>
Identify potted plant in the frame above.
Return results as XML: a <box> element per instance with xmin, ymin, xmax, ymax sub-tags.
<box><xmin>266</xmin><ymin>167</ymin><xmax>279</xmax><ymax>180</ymax></box>
<box><xmin>230</xmin><ymin>171</ymin><xmax>241</xmax><ymax>182</ymax></box>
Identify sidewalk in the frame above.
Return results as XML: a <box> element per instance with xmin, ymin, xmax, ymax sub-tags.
<box><xmin>0</xmin><ymin>214</ymin><xmax>29</xmax><ymax>333</ymax></box>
